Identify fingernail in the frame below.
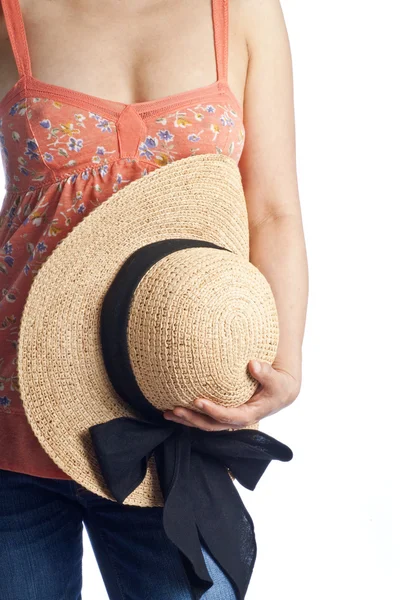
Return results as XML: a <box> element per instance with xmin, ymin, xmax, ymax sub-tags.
<box><xmin>252</xmin><ymin>360</ymin><xmax>261</xmax><ymax>373</ymax></box>
<box><xmin>195</xmin><ymin>400</ymin><xmax>205</xmax><ymax>409</ymax></box>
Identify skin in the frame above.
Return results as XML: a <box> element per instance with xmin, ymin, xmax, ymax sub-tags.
<box><xmin>0</xmin><ymin>0</ymin><xmax>308</xmax><ymax>432</ymax></box>
<box><xmin>0</xmin><ymin>0</ymin><xmax>248</xmax><ymax>107</ymax></box>
<box><xmin>166</xmin><ymin>0</ymin><xmax>309</xmax><ymax>431</ymax></box>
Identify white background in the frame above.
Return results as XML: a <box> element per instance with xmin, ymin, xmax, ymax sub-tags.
<box><xmin>1</xmin><ymin>1</ymin><xmax>405</xmax><ymax>599</ymax></box>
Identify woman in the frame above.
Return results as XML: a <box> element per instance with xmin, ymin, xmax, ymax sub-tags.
<box><xmin>0</xmin><ymin>0</ymin><xmax>308</xmax><ymax>598</ymax></box>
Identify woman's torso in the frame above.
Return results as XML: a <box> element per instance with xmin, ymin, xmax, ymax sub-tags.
<box><xmin>0</xmin><ymin>0</ymin><xmax>248</xmax><ymax>479</ymax></box>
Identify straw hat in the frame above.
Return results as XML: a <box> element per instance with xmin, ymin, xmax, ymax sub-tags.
<box><xmin>17</xmin><ymin>153</ymin><xmax>293</xmax><ymax>598</ymax></box>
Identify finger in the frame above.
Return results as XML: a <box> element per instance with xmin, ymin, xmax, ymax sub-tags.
<box><xmin>166</xmin><ymin>409</ymin><xmax>236</xmax><ymax>432</ymax></box>
<box><xmin>192</xmin><ymin>398</ymin><xmax>259</xmax><ymax>428</ymax></box>
<box><xmin>249</xmin><ymin>359</ymin><xmax>275</xmax><ymax>388</ymax></box>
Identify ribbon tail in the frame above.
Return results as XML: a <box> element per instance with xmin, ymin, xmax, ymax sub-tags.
<box><xmin>154</xmin><ymin>428</ymin><xmax>214</xmax><ymax>600</ymax></box>
<box><xmin>190</xmin><ymin>451</ymin><xmax>256</xmax><ymax>600</ymax></box>
<box><xmin>194</xmin><ymin>428</ymin><xmax>293</xmax><ymax>490</ymax></box>
<box><xmin>89</xmin><ymin>416</ymin><xmax>172</xmax><ymax>503</ymax></box>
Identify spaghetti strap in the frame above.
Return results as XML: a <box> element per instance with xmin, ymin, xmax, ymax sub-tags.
<box><xmin>1</xmin><ymin>0</ymin><xmax>32</xmax><ymax>77</ymax></box>
<box><xmin>212</xmin><ymin>0</ymin><xmax>228</xmax><ymax>82</ymax></box>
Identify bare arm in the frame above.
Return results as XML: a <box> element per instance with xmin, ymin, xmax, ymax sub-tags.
<box><xmin>239</xmin><ymin>0</ymin><xmax>308</xmax><ymax>388</ymax></box>
<box><xmin>164</xmin><ymin>0</ymin><xmax>308</xmax><ymax>430</ymax></box>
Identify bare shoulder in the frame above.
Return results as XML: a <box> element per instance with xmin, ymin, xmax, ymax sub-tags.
<box><xmin>240</xmin><ymin>0</ymin><xmax>290</xmax><ymax>59</ymax></box>
<box><xmin>237</xmin><ymin>0</ymin><xmax>299</xmax><ymax>225</ymax></box>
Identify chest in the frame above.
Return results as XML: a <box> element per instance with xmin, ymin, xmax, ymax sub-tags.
<box><xmin>0</xmin><ymin>0</ymin><xmax>248</xmax><ymax>108</ymax></box>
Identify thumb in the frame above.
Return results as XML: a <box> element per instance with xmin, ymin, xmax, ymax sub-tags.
<box><xmin>248</xmin><ymin>358</ymin><xmax>274</xmax><ymax>385</ymax></box>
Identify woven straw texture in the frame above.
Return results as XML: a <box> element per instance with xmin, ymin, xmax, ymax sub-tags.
<box><xmin>17</xmin><ymin>153</ymin><xmax>278</xmax><ymax>507</ymax></box>
<box><xmin>127</xmin><ymin>248</ymin><xmax>278</xmax><ymax>411</ymax></box>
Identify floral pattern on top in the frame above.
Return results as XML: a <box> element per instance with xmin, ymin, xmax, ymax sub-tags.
<box><xmin>137</xmin><ymin>102</ymin><xmax>244</xmax><ymax>168</ymax></box>
<box><xmin>0</xmin><ymin>98</ymin><xmax>118</xmax><ymax>192</ymax></box>
<box><xmin>0</xmin><ymin>94</ymin><xmax>245</xmax><ymax>416</ymax></box>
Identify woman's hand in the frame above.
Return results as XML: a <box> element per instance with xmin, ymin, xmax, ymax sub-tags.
<box><xmin>163</xmin><ymin>358</ymin><xmax>300</xmax><ymax>431</ymax></box>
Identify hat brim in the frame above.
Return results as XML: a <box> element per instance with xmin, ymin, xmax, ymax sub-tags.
<box><xmin>17</xmin><ymin>153</ymin><xmax>260</xmax><ymax>506</ymax></box>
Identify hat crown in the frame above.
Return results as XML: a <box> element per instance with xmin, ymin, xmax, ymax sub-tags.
<box><xmin>123</xmin><ymin>245</ymin><xmax>278</xmax><ymax>414</ymax></box>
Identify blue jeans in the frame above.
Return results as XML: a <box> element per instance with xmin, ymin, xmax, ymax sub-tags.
<box><xmin>0</xmin><ymin>468</ymin><xmax>237</xmax><ymax>600</ymax></box>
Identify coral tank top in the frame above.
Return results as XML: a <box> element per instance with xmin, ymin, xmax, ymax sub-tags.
<box><xmin>0</xmin><ymin>0</ymin><xmax>245</xmax><ymax>479</ymax></box>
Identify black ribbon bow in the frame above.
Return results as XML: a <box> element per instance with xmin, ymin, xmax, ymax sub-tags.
<box><xmin>89</xmin><ymin>238</ymin><xmax>294</xmax><ymax>599</ymax></box>
<box><xmin>89</xmin><ymin>417</ymin><xmax>293</xmax><ymax>600</ymax></box>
